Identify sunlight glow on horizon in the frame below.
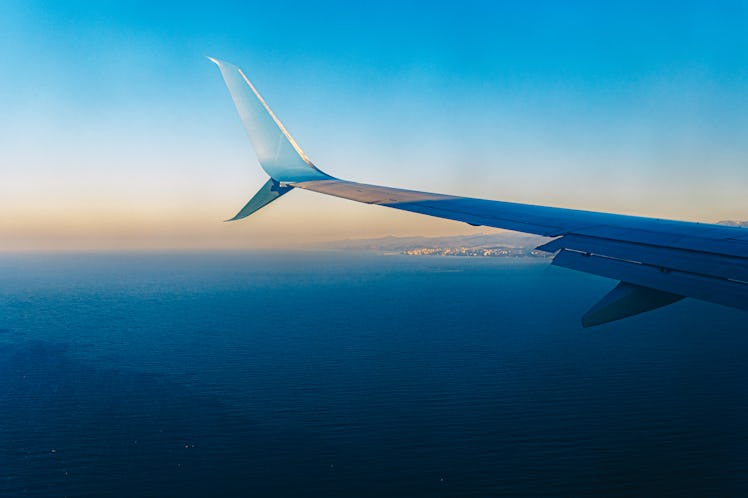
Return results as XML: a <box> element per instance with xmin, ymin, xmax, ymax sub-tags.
<box><xmin>1</xmin><ymin>1</ymin><xmax>747</xmax><ymax>251</ymax></box>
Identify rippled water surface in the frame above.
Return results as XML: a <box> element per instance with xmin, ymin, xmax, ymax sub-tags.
<box><xmin>0</xmin><ymin>252</ymin><xmax>746</xmax><ymax>496</ymax></box>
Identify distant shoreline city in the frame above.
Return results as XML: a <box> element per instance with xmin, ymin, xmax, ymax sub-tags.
<box><xmin>324</xmin><ymin>221</ymin><xmax>747</xmax><ymax>258</ymax></box>
<box><xmin>324</xmin><ymin>232</ymin><xmax>553</xmax><ymax>258</ymax></box>
<box><xmin>401</xmin><ymin>246</ymin><xmax>550</xmax><ymax>258</ymax></box>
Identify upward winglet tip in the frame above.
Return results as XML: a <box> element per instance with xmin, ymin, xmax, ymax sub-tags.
<box><xmin>206</xmin><ymin>56</ymin><xmax>222</xmax><ymax>66</ymax></box>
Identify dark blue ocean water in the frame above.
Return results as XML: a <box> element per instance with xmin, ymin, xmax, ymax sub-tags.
<box><xmin>0</xmin><ymin>252</ymin><xmax>746</xmax><ymax>497</ymax></box>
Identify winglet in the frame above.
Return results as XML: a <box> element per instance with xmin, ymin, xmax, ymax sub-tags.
<box><xmin>225</xmin><ymin>178</ymin><xmax>294</xmax><ymax>222</ymax></box>
<box><xmin>209</xmin><ymin>57</ymin><xmax>331</xmax><ymax>184</ymax></box>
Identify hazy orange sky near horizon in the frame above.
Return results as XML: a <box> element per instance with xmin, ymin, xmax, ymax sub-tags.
<box><xmin>2</xmin><ymin>2</ymin><xmax>747</xmax><ymax>251</ymax></box>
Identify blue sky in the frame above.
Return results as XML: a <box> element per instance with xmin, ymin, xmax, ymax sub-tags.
<box><xmin>2</xmin><ymin>1</ymin><xmax>747</xmax><ymax>250</ymax></box>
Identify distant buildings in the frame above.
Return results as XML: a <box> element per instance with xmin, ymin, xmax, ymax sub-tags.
<box><xmin>402</xmin><ymin>246</ymin><xmax>550</xmax><ymax>258</ymax></box>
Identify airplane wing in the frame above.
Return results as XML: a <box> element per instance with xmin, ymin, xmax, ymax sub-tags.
<box><xmin>210</xmin><ymin>58</ymin><xmax>748</xmax><ymax>327</ymax></box>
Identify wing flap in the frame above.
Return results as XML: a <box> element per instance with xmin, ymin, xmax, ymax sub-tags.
<box><xmin>553</xmin><ymin>249</ymin><xmax>748</xmax><ymax>311</ymax></box>
<box><xmin>538</xmin><ymin>234</ymin><xmax>748</xmax><ymax>283</ymax></box>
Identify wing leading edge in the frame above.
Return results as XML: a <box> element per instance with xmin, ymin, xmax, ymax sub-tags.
<box><xmin>210</xmin><ymin>58</ymin><xmax>748</xmax><ymax>326</ymax></box>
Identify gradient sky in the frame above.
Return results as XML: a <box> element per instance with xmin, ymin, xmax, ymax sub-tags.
<box><xmin>1</xmin><ymin>1</ymin><xmax>747</xmax><ymax>250</ymax></box>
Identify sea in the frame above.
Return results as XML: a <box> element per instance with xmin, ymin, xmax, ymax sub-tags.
<box><xmin>0</xmin><ymin>251</ymin><xmax>746</xmax><ymax>497</ymax></box>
